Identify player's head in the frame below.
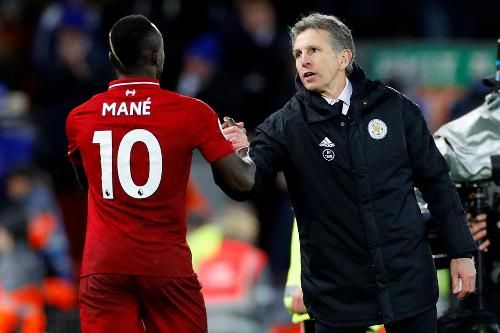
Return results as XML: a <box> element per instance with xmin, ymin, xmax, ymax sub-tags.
<box><xmin>108</xmin><ymin>15</ymin><xmax>164</xmax><ymax>79</ymax></box>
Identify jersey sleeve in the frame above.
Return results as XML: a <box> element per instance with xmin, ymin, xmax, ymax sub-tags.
<box><xmin>65</xmin><ymin>110</ymin><xmax>81</xmax><ymax>165</ymax></box>
<box><xmin>191</xmin><ymin>101</ymin><xmax>235</xmax><ymax>163</ymax></box>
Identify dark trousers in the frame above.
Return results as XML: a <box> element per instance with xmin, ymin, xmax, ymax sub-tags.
<box><xmin>303</xmin><ymin>319</ymin><xmax>315</xmax><ymax>333</ymax></box>
<box><xmin>315</xmin><ymin>307</ymin><xmax>437</xmax><ymax>333</ymax></box>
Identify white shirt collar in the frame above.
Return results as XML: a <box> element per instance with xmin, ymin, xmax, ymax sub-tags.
<box><xmin>322</xmin><ymin>78</ymin><xmax>352</xmax><ymax>115</ymax></box>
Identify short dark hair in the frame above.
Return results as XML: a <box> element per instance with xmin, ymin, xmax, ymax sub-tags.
<box><xmin>108</xmin><ymin>15</ymin><xmax>162</xmax><ymax>71</ymax></box>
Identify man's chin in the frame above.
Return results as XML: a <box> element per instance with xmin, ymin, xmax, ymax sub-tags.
<box><xmin>302</xmin><ymin>82</ymin><xmax>318</xmax><ymax>91</ymax></box>
<box><xmin>303</xmin><ymin>82</ymin><xmax>320</xmax><ymax>92</ymax></box>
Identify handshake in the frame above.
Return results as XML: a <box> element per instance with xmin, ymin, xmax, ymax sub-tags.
<box><xmin>221</xmin><ymin>117</ymin><xmax>250</xmax><ymax>157</ymax></box>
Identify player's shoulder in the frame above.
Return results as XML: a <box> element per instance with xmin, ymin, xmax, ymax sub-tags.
<box><xmin>162</xmin><ymin>90</ymin><xmax>216</xmax><ymax>114</ymax></box>
<box><xmin>66</xmin><ymin>92</ymin><xmax>107</xmax><ymax>135</ymax></box>
<box><xmin>167</xmin><ymin>90</ymin><xmax>212</xmax><ymax>107</ymax></box>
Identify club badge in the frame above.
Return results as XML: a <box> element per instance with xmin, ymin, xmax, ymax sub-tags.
<box><xmin>368</xmin><ymin>119</ymin><xmax>387</xmax><ymax>140</ymax></box>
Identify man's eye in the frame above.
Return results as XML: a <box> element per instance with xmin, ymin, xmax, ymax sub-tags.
<box><xmin>294</xmin><ymin>52</ymin><xmax>301</xmax><ymax>59</ymax></box>
<box><xmin>312</xmin><ymin>48</ymin><xmax>320</xmax><ymax>53</ymax></box>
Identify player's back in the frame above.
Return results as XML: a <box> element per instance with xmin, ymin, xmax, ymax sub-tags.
<box><xmin>66</xmin><ymin>78</ymin><xmax>233</xmax><ymax>277</ymax></box>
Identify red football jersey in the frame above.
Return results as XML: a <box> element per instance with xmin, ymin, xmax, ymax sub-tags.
<box><xmin>66</xmin><ymin>78</ymin><xmax>234</xmax><ymax>277</ymax></box>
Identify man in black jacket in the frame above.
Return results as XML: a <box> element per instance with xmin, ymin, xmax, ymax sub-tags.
<box><xmin>223</xmin><ymin>13</ymin><xmax>477</xmax><ymax>333</ymax></box>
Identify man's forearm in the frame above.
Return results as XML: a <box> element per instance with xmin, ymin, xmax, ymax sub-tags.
<box><xmin>211</xmin><ymin>152</ymin><xmax>255</xmax><ymax>201</ymax></box>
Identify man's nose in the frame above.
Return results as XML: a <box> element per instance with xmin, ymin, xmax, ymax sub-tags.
<box><xmin>300</xmin><ymin>54</ymin><xmax>311</xmax><ymax>66</ymax></box>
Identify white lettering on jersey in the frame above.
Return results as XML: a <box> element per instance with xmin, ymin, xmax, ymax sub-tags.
<box><xmin>116</xmin><ymin>102</ymin><xmax>128</xmax><ymax>115</ymax></box>
<box><xmin>102</xmin><ymin>98</ymin><xmax>152</xmax><ymax>116</ymax></box>
<box><xmin>102</xmin><ymin>102</ymin><xmax>116</xmax><ymax>116</ymax></box>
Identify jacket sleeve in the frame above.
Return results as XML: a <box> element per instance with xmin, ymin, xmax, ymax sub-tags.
<box><xmin>249</xmin><ymin>115</ymin><xmax>288</xmax><ymax>196</ymax></box>
<box><xmin>403</xmin><ymin>99</ymin><xmax>476</xmax><ymax>257</ymax></box>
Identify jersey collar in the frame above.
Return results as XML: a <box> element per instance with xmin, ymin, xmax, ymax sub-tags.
<box><xmin>108</xmin><ymin>78</ymin><xmax>160</xmax><ymax>90</ymax></box>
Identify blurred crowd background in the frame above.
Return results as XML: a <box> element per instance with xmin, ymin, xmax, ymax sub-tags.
<box><xmin>0</xmin><ymin>0</ymin><xmax>498</xmax><ymax>332</ymax></box>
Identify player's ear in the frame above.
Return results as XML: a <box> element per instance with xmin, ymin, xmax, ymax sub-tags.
<box><xmin>152</xmin><ymin>49</ymin><xmax>165</xmax><ymax>79</ymax></box>
<box><xmin>151</xmin><ymin>50</ymin><xmax>161</xmax><ymax>67</ymax></box>
<box><xmin>109</xmin><ymin>52</ymin><xmax>122</xmax><ymax>70</ymax></box>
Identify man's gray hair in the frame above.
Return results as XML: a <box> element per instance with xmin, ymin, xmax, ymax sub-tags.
<box><xmin>290</xmin><ymin>13</ymin><xmax>355</xmax><ymax>75</ymax></box>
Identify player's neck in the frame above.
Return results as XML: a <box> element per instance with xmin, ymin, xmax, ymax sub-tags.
<box><xmin>115</xmin><ymin>68</ymin><xmax>159</xmax><ymax>80</ymax></box>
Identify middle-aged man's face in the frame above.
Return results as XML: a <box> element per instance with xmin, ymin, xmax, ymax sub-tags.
<box><xmin>293</xmin><ymin>28</ymin><xmax>346</xmax><ymax>97</ymax></box>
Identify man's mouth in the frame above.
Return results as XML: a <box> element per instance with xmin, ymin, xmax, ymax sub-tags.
<box><xmin>303</xmin><ymin>71</ymin><xmax>316</xmax><ymax>80</ymax></box>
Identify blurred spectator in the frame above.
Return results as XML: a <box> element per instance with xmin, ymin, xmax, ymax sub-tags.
<box><xmin>385</xmin><ymin>76</ymin><xmax>432</xmax><ymax>123</ymax></box>
<box><xmin>176</xmin><ymin>33</ymin><xmax>242</xmax><ymax>118</ymax></box>
<box><xmin>219</xmin><ymin>0</ymin><xmax>294</xmax><ymax>133</ymax></box>
<box><xmin>188</xmin><ymin>203</ymin><xmax>275</xmax><ymax>333</ymax></box>
<box><xmin>177</xmin><ymin>34</ymin><xmax>219</xmax><ymax>97</ymax></box>
<box><xmin>32</xmin><ymin>2</ymin><xmax>111</xmax><ymax>190</ymax></box>
<box><xmin>104</xmin><ymin>0</ymin><xmax>226</xmax><ymax>88</ymax></box>
<box><xmin>5</xmin><ymin>166</ymin><xmax>78</xmax><ymax>314</ymax></box>
<box><xmin>0</xmin><ymin>1</ymin><xmax>39</xmax><ymax>91</ymax></box>
<box><xmin>186</xmin><ymin>176</ymin><xmax>213</xmax><ymax>234</ymax></box>
<box><xmin>449</xmin><ymin>79</ymin><xmax>490</xmax><ymax>121</ymax></box>
<box><xmin>0</xmin><ymin>205</ymin><xmax>46</xmax><ymax>333</ymax></box>
<box><xmin>0</xmin><ymin>84</ymin><xmax>35</xmax><ymax>187</ymax></box>
<box><xmin>5</xmin><ymin>166</ymin><xmax>74</xmax><ymax>283</ymax></box>
<box><xmin>215</xmin><ymin>0</ymin><xmax>295</xmax><ymax>286</ymax></box>
<box><xmin>33</xmin><ymin>1</ymin><xmax>102</xmax><ymax>70</ymax></box>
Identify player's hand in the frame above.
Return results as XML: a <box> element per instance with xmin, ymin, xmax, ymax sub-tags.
<box><xmin>222</xmin><ymin>117</ymin><xmax>249</xmax><ymax>151</ymax></box>
<box><xmin>290</xmin><ymin>287</ymin><xmax>307</xmax><ymax>314</ymax></box>
<box><xmin>467</xmin><ymin>213</ymin><xmax>490</xmax><ymax>251</ymax></box>
<box><xmin>450</xmin><ymin>257</ymin><xmax>476</xmax><ymax>299</ymax></box>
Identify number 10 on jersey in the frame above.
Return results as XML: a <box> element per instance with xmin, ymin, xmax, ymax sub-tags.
<box><xmin>93</xmin><ymin>129</ymin><xmax>163</xmax><ymax>199</ymax></box>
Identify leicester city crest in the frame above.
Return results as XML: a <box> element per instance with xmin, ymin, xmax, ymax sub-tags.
<box><xmin>368</xmin><ymin>119</ymin><xmax>387</xmax><ymax>140</ymax></box>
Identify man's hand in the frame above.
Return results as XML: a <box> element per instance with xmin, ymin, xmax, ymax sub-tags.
<box><xmin>450</xmin><ymin>258</ymin><xmax>476</xmax><ymax>299</ymax></box>
<box><xmin>221</xmin><ymin>117</ymin><xmax>249</xmax><ymax>152</ymax></box>
<box><xmin>467</xmin><ymin>213</ymin><xmax>490</xmax><ymax>251</ymax></box>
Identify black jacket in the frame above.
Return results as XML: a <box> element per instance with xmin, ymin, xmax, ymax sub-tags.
<box><xmin>249</xmin><ymin>64</ymin><xmax>476</xmax><ymax>327</ymax></box>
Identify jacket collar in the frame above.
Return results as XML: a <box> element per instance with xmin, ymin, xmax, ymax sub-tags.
<box><xmin>295</xmin><ymin>63</ymin><xmax>376</xmax><ymax>123</ymax></box>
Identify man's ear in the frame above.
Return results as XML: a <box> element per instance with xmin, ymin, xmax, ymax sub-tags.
<box><xmin>151</xmin><ymin>50</ymin><xmax>160</xmax><ymax>67</ymax></box>
<box><xmin>109</xmin><ymin>51</ymin><xmax>123</xmax><ymax>71</ymax></box>
<box><xmin>339</xmin><ymin>49</ymin><xmax>353</xmax><ymax>70</ymax></box>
